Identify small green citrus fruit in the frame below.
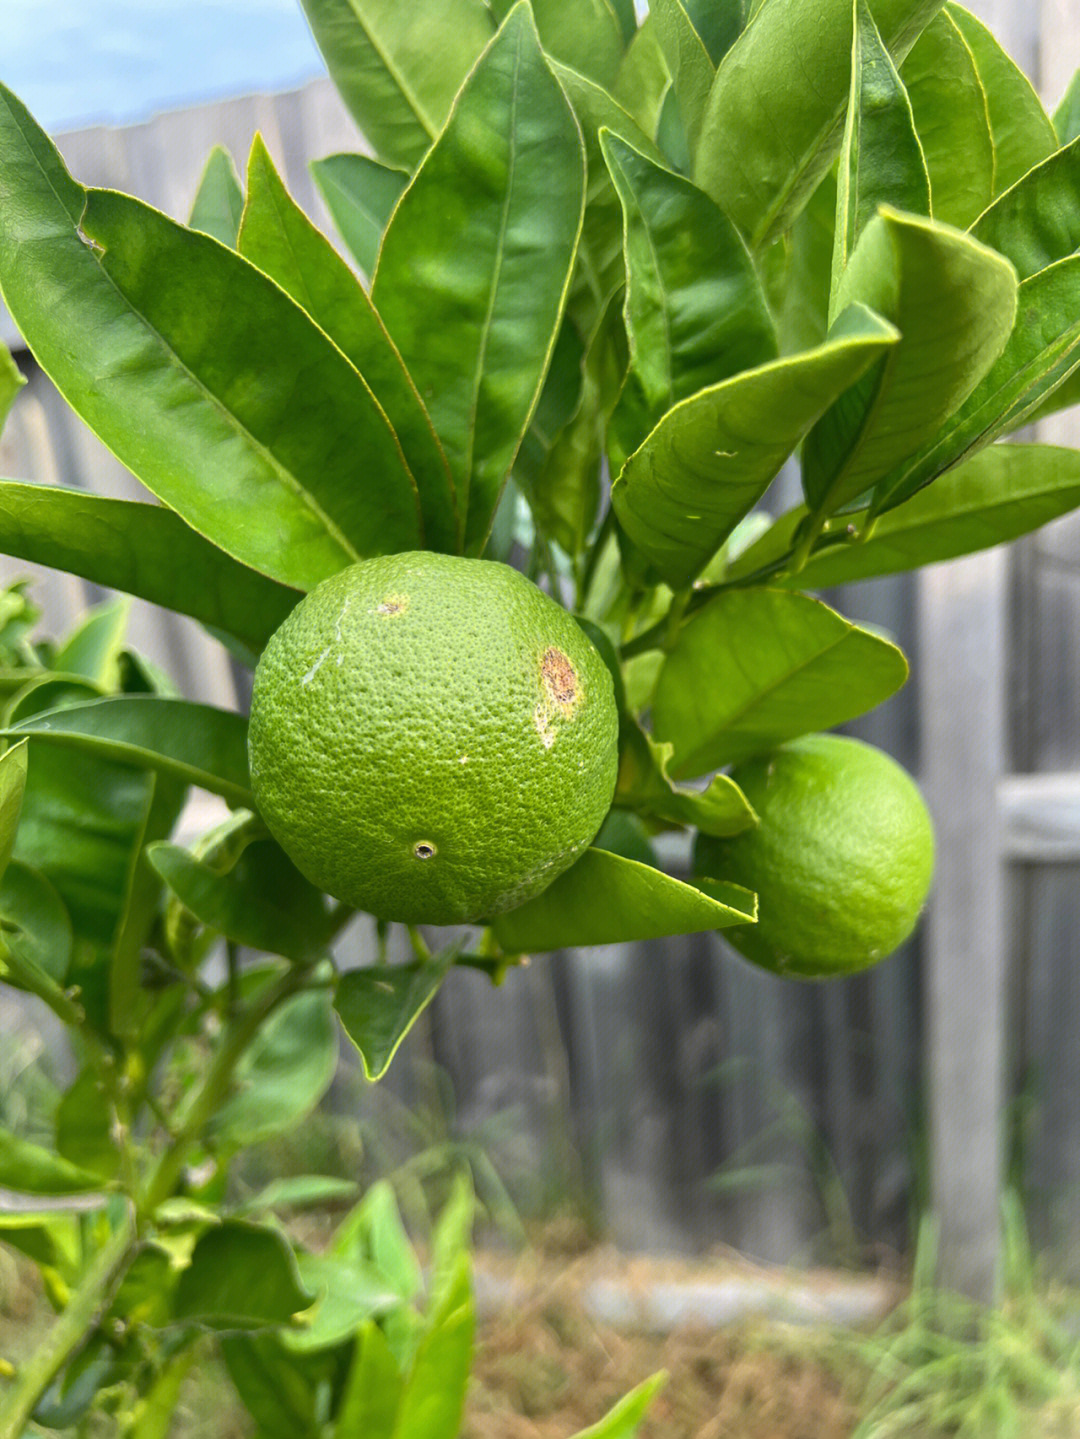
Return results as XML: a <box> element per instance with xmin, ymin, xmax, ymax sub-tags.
<box><xmin>249</xmin><ymin>553</ymin><xmax>618</xmax><ymax>925</ymax></box>
<box><xmin>694</xmin><ymin>733</ymin><xmax>934</xmax><ymax>979</ymax></box>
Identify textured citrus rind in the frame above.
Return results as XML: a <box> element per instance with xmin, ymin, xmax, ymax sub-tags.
<box><xmin>249</xmin><ymin>553</ymin><xmax>619</xmax><ymax>925</ymax></box>
<box><xmin>695</xmin><ymin>733</ymin><xmax>935</xmax><ymax>979</ymax></box>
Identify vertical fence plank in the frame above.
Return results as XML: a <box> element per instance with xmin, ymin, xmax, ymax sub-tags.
<box><xmin>918</xmin><ymin>552</ymin><xmax>1009</xmax><ymax>1300</ymax></box>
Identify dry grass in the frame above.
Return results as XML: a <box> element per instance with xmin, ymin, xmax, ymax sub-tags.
<box><xmin>467</xmin><ymin>1304</ymin><xmax>859</xmax><ymax>1439</ymax></box>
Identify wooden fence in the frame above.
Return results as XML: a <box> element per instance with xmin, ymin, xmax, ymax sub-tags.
<box><xmin>2</xmin><ymin>0</ymin><xmax>1080</xmax><ymax>1301</ymax></box>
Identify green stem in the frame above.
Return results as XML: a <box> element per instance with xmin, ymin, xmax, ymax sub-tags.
<box><xmin>617</xmin><ymin>524</ymin><xmax>860</xmax><ymax>660</ymax></box>
<box><xmin>0</xmin><ymin>934</ymin><xmax>86</xmax><ymax>1030</ymax></box>
<box><xmin>406</xmin><ymin>925</ymin><xmax>432</xmax><ymax>963</ymax></box>
<box><xmin>789</xmin><ymin>509</ymin><xmax>827</xmax><ymax>576</ymax></box>
<box><xmin>0</xmin><ymin>1209</ymin><xmax>135</xmax><ymax>1439</ymax></box>
<box><xmin>140</xmin><ymin>966</ymin><xmax>306</xmax><ymax>1215</ymax></box>
<box><xmin>663</xmin><ymin>589</ymin><xmax>692</xmax><ymax>653</ymax></box>
<box><xmin>226</xmin><ymin>941</ymin><xmax>241</xmax><ymax>1019</ymax></box>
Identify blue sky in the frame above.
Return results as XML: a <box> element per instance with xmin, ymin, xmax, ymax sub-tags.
<box><xmin>0</xmin><ymin>0</ymin><xmax>324</xmax><ymax>132</ymax></box>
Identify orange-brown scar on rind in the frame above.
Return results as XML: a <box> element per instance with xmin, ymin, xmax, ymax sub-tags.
<box><xmin>540</xmin><ymin>646</ymin><xmax>580</xmax><ymax>714</ymax></box>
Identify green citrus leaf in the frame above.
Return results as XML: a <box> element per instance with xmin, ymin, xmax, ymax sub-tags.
<box><xmin>188</xmin><ymin>145</ymin><xmax>244</xmax><ymax>246</ymax></box>
<box><xmin>946</xmin><ymin>5</ymin><xmax>1057</xmax><ymax>195</ymax></box>
<box><xmin>334</xmin><ymin>947</ymin><xmax>460</xmax><ymax>1081</ymax></box>
<box><xmin>240</xmin><ymin>135</ymin><xmax>458</xmax><ymax>553</ymax></box>
<box><xmin>0</xmin><ymin>480</ymin><xmax>300</xmax><ymax>655</ymax></box>
<box><xmin>804</xmin><ymin>209</ymin><xmax>1017</xmax><ymax>519</ymax></box>
<box><xmin>174</xmin><ymin>1221</ymin><xmax>314</xmax><ymax>1329</ymax></box>
<box><xmin>298</xmin><ymin>0</ymin><xmax>494</xmax><ymax>168</ymax></box>
<box><xmin>694</xmin><ymin>0</ymin><xmax>946</xmax><ymax>246</ymax></box>
<box><xmin>514</xmin><ymin>317</ymin><xmax>588</xmax><ymax>547</ymax></box>
<box><xmin>3</xmin><ymin>696</ymin><xmax>252</xmax><ymax>807</ymax></box>
<box><xmin>0</xmin><ymin>1129</ymin><xmax>102</xmax><ymax>1196</ymax></box>
<box><xmin>969</xmin><ymin>136</ymin><xmax>1080</xmax><ymax>280</ymax></box>
<box><xmin>209</xmin><ymin>989</ymin><xmax>339</xmax><ymax>1148</ymax></box>
<box><xmin>1</xmin><ymin>858</ymin><xmax>73</xmax><ymax>988</ymax></box>
<box><xmin>518</xmin><ymin>295</ymin><xmax>628</xmax><ymax>556</ymax></box>
<box><xmin>282</xmin><ymin>1253</ymin><xmax>401</xmax><ymax>1354</ymax></box>
<box><xmin>0</xmin><ymin>83</ymin><xmax>422</xmax><ymax>590</ymax></box>
<box><xmin>238</xmin><ymin>1176</ymin><xmax>360</xmax><ymax>1216</ymax></box>
<box><xmin>332</xmin><ymin>1182</ymin><xmax>423</xmax><ymax>1300</ymax></box>
<box><xmin>531</xmin><ymin>0</ymin><xmax>625</xmax><ymax>90</ymax></box>
<box><xmin>614</xmin><ymin>16</ymin><xmax>671</xmax><ymax>143</ymax></box>
<box><xmin>616</xmin><ymin>725</ymin><xmax>757</xmax><ymax>836</ymax></box>
<box><xmin>309</xmin><ymin>152</ymin><xmax>409</xmax><ymax>276</ymax></box>
<box><xmin>0</xmin><ymin>1210</ymin><xmax>81</xmax><ymax>1275</ymax></box>
<box><xmin>1055</xmin><ymin>68</ymin><xmax>1080</xmax><ymax>145</ymax></box>
<box><xmin>652</xmin><ymin>586</ymin><xmax>908</xmax><ymax>776</ymax></box>
<box><xmin>769</xmin><ymin>168</ymin><xmax>837</xmax><ymax>355</ymax></box>
<box><xmin>52</xmin><ymin>597</ymin><xmax>130</xmax><ymax>691</ymax></box>
<box><xmin>428</xmin><ymin>1174</ymin><xmax>476</xmax><ymax>1313</ymax></box>
<box><xmin>493</xmin><ymin>847</ymin><xmax>757</xmax><ymax>951</ymax></box>
<box><xmin>56</xmin><ymin>1066</ymin><xmax>120</xmax><ymax>1179</ymax></box>
<box><xmin>832</xmin><ymin>0</ymin><xmax>930</xmax><ymax>306</ymax></box>
<box><xmin>650</xmin><ymin>0</ymin><xmax>715</xmax><ymax>156</ymax></box>
<box><xmin>111</xmin><ymin>772</ymin><xmax>188</xmax><ymax>1041</ymax></box>
<box><xmin>1027</xmin><ymin>363</ymin><xmax>1080</xmax><ymax>426</ymax></box>
<box><xmin>148</xmin><ymin>838</ymin><xmax>338</xmax><ymax>966</ymax></box>
<box><xmin>901</xmin><ymin>10</ymin><xmax>994</xmax><ymax>227</ymax></box>
<box><xmin>551</xmin><ymin>60</ymin><xmax>665</xmax><ymax>309</ymax></box>
<box><xmin>0</xmin><ymin>337</ymin><xmax>25</xmax><ymax>435</ymax></box>
<box><xmin>220</xmin><ymin>1333</ymin><xmax>322</xmax><ymax>1439</ymax></box>
<box><xmin>0</xmin><ymin>736</ymin><xmax>27</xmax><ymax>883</ymax></box>
<box><xmin>13</xmin><ymin>743</ymin><xmax>158</xmax><ymax>971</ymax></box>
<box><xmin>569</xmin><ymin>1372</ymin><xmax>669</xmax><ymax>1438</ymax></box>
<box><xmin>373</xmin><ymin>4</ymin><xmax>586</xmax><ymax>553</ymax></box>
<box><xmin>872</xmin><ymin>254</ymin><xmax>1080</xmax><ymax>512</ymax></box>
<box><xmin>601</xmin><ymin>129</ymin><xmax>777</xmax><ymax>420</ymax></box>
<box><xmin>334</xmin><ymin>1320</ymin><xmax>403</xmax><ymax>1439</ymax></box>
<box><xmin>612</xmin><ymin>304</ymin><xmax>897</xmax><ymax>588</ymax></box>
<box><xmin>391</xmin><ymin>1255</ymin><xmax>474</xmax><ymax>1439</ymax></box>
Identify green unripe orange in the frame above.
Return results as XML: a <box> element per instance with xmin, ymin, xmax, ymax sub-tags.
<box><xmin>695</xmin><ymin>733</ymin><xmax>934</xmax><ymax>979</ymax></box>
<box><xmin>248</xmin><ymin>553</ymin><xmax>618</xmax><ymax>925</ymax></box>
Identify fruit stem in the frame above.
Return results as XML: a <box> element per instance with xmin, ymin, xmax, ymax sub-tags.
<box><xmin>407</xmin><ymin>925</ymin><xmax>432</xmax><ymax>963</ymax></box>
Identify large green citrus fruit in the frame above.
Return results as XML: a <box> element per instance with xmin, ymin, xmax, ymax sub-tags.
<box><xmin>694</xmin><ymin>733</ymin><xmax>934</xmax><ymax>979</ymax></box>
<box><xmin>248</xmin><ymin>553</ymin><xmax>618</xmax><ymax>925</ymax></box>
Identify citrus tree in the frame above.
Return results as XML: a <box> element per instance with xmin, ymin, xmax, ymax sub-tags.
<box><xmin>1</xmin><ymin>0</ymin><xmax>1080</xmax><ymax>1431</ymax></box>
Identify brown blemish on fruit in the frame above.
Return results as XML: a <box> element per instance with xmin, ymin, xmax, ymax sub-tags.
<box><xmin>376</xmin><ymin>593</ymin><xmax>409</xmax><ymax>617</ymax></box>
<box><xmin>541</xmin><ymin>647</ymin><xmax>579</xmax><ymax>714</ymax></box>
<box><xmin>534</xmin><ymin>647</ymin><xmax>581</xmax><ymax>750</ymax></box>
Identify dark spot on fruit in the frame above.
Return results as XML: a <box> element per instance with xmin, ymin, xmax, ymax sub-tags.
<box><xmin>414</xmin><ymin>841</ymin><xmax>436</xmax><ymax>860</ymax></box>
<box><xmin>541</xmin><ymin>647</ymin><xmax>579</xmax><ymax>713</ymax></box>
<box><xmin>376</xmin><ymin>593</ymin><xmax>409</xmax><ymax>617</ymax></box>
